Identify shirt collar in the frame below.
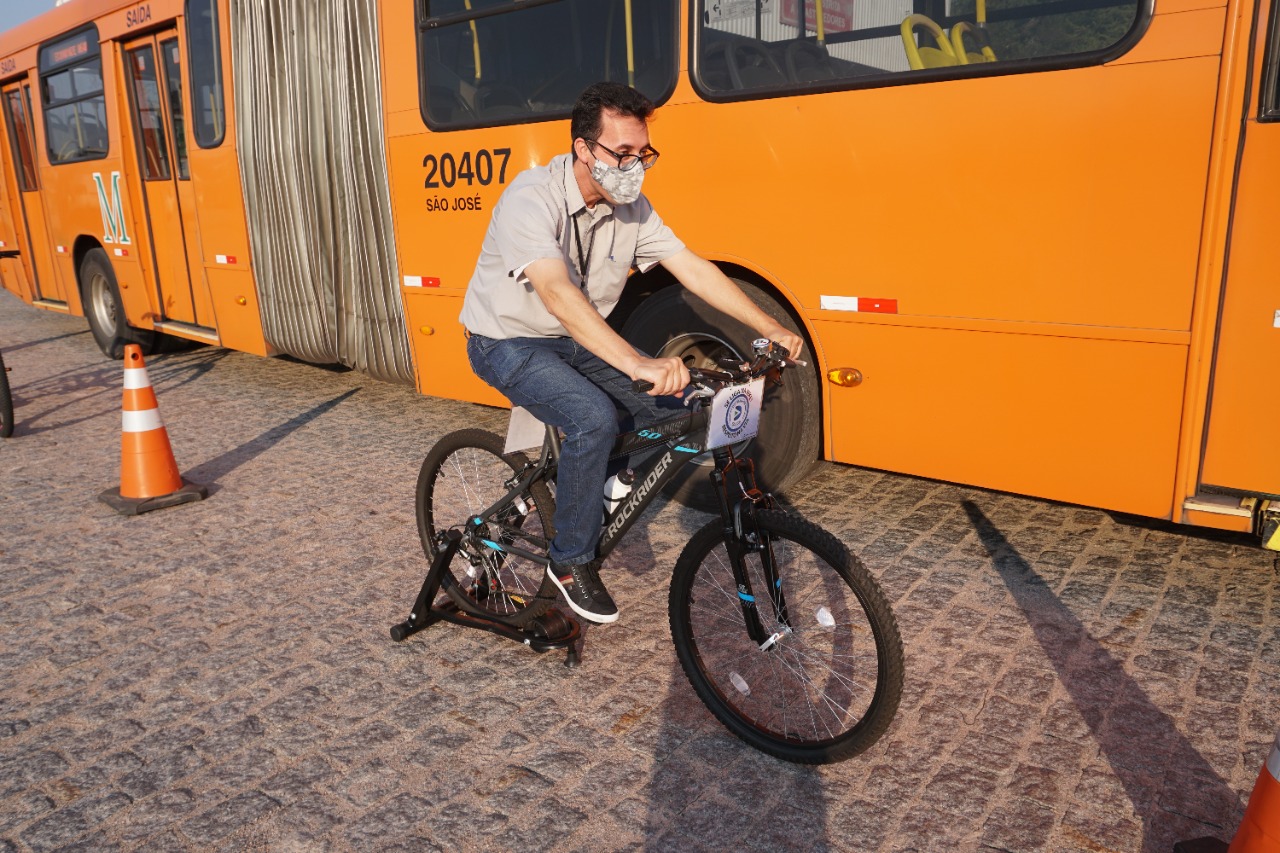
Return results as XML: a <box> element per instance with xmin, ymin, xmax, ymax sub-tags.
<box><xmin>559</xmin><ymin>153</ymin><xmax>612</xmax><ymax>222</ymax></box>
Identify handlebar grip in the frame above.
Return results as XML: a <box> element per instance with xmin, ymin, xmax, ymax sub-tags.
<box><xmin>632</xmin><ymin>379</ymin><xmax>654</xmax><ymax>393</ymax></box>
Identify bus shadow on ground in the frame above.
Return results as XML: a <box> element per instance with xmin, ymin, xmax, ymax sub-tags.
<box><xmin>962</xmin><ymin>500</ymin><xmax>1239</xmax><ymax>852</ymax></box>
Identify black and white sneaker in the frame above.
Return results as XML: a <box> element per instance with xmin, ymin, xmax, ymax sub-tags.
<box><xmin>547</xmin><ymin>559</ymin><xmax>619</xmax><ymax>624</ymax></box>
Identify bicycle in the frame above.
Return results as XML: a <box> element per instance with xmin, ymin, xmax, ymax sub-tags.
<box><xmin>0</xmin><ymin>348</ymin><xmax>12</xmax><ymax>439</ymax></box>
<box><xmin>391</xmin><ymin>340</ymin><xmax>904</xmax><ymax>764</ymax></box>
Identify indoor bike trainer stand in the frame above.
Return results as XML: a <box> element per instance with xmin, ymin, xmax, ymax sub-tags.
<box><xmin>389</xmin><ymin>530</ymin><xmax>582</xmax><ymax>668</ymax></box>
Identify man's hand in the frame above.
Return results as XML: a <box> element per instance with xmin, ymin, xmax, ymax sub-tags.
<box><xmin>760</xmin><ymin>325</ymin><xmax>804</xmax><ymax>362</ymax></box>
<box><xmin>631</xmin><ymin>355</ymin><xmax>689</xmax><ymax>397</ymax></box>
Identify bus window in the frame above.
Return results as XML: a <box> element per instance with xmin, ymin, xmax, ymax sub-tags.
<box><xmin>418</xmin><ymin>0</ymin><xmax>678</xmax><ymax>130</ymax></box>
<box><xmin>186</xmin><ymin>0</ymin><xmax>226</xmax><ymax>147</ymax></box>
<box><xmin>4</xmin><ymin>89</ymin><xmax>39</xmax><ymax>190</ymax></box>
<box><xmin>39</xmin><ymin>26</ymin><xmax>108</xmax><ymax>163</ymax></box>
<box><xmin>694</xmin><ymin>0</ymin><xmax>1144</xmax><ymax>98</ymax></box>
<box><xmin>125</xmin><ymin>46</ymin><xmax>172</xmax><ymax>180</ymax></box>
<box><xmin>161</xmin><ymin>39</ymin><xmax>190</xmax><ymax>178</ymax></box>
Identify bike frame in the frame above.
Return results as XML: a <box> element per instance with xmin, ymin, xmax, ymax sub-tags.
<box><xmin>446</xmin><ymin>386</ymin><xmax>790</xmax><ymax>645</ymax></box>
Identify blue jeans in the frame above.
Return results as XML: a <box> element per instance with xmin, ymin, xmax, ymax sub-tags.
<box><xmin>467</xmin><ymin>334</ymin><xmax>683</xmax><ymax>567</ymax></box>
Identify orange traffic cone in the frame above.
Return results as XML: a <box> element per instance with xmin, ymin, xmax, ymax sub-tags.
<box><xmin>99</xmin><ymin>344</ymin><xmax>207</xmax><ymax>515</ymax></box>
<box><xmin>1230</xmin><ymin>730</ymin><xmax>1280</xmax><ymax>851</ymax></box>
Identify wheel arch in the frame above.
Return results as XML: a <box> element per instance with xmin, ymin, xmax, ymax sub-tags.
<box><xmin>70</xmin><ymin>235</ymin><xmax>105</xmax><ymax>316</ymax></box>
<box><xmin>612</xmin><ymin>256</ymin><xmax>828</xmax><ymax>456</ymax></box>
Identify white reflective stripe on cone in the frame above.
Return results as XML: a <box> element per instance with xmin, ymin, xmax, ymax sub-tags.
<box><xmin>122</xmin><ymin>409</ymin><xmax>164</xmax><ymax>433</ymax></box>
<box><xmin>1268</xmin><ymin>735</ymin><xmax>1280</xmax><ymax>781</ymax></box>
<box><xmin>123</xmin><ymin>368</ymin><xmax>151</xmax><ymax>390</ymax></box>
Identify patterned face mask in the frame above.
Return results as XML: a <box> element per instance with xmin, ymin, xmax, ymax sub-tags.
<box><xmin>590</xmin><ymin>155</ymin><xmax>645</xmax><ymax>205</ymax></box>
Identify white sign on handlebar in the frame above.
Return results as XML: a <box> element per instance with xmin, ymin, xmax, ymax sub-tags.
<box><xmin>705</xmin><ymin>377</ymin><xmax>766</xmax><ymax>450</ymax></box>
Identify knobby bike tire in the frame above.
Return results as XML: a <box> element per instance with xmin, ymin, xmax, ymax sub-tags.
<box><xmin>669</xmin><ymin>510</ymin><xmax>904</xmax><ymax>764</ymax></box>
<box><xmin>0</xmin><ymin>351</ymin><xmax>12</xmax><ymax>439</ymax></box>
<box><xmin>416</xmin><ymin>428</ymin><xmax>557</xmax><ymax>627</ymax></box>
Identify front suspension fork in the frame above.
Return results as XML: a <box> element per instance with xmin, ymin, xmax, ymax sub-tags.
<box><xmin>710</xmin><ymin>447</ymin><xmax>790</xmax><ymax>647</ymax></box>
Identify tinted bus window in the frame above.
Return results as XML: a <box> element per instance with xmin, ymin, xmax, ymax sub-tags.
<box><xmin>125</xmin><ymin>46</ymin><xmax>172</xmax><ymax>181</ymax></box>
<box><xmin>419</xmin><ymin>0</ymin><xmax>678</xmax><ymax>129</ymax></box>
<box><xmin>695</xmin><ymin>0</ymin><xmax>1143</xmax><ymax>98</ymax></box>
<box><xmin>186</xmin><ymin>0</ymin><xmax>226</xmax><ymax>147</ymax></box>
<box><xmin>39</xmin><ymin>26</ymin><xmax>108</xmax><ymax>163</ymax></box>
<box><xmin>4</xmin><ymin>89</ymin><xmax>39</xmax><ymax>190</ymax></box>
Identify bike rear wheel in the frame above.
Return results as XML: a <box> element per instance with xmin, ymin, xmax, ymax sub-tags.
<box><xmin>670</xmin><ymin>510</ymin><xmax>903</xmax><ymax>764</ymax></box>
<box><xmin>416</xmin><ymin>429</ymin><xmax>557</xmax><ymax>627</ymax></box>
<box><xmin>0</xmin><ymin>350</ymin><xmax>12</xmax><ymax>438</ymax></box>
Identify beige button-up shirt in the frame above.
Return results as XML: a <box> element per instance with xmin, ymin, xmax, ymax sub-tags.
<box><xmin>460</xmin><ymin>153</ymin><xmax>685</xmax><ymax>339</ymax></box>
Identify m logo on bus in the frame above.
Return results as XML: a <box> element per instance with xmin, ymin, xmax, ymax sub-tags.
<box><xmin>92</xmin><ymin>172</ymin><xmax>131</xmax><ymax>245</ymax></box>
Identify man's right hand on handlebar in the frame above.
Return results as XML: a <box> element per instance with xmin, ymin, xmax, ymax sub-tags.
<box><xmin>631</xmin><ymin>355</ymin><xmax>689</xmax><ymax>397</ymax></box>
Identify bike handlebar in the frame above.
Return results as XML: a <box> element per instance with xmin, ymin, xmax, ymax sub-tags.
<box><xmin>630</xmin><ymin>340</ymin><xmax>804</xmax><ymax>395</ymax></box>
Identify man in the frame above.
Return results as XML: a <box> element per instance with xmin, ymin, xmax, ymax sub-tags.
<box><xmin>460</xmin><ymin>82</ymin><xmax>802</xmax><ymax>625</ymax></box>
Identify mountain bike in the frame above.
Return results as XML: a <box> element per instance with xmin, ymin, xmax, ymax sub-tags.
<box><xmin>391</xmin><ymin>340</ymin><xmax>904</xmax><ymax>764</ymax></box>
<box><xmin>0</xmin><ymin>348</ymin><xmax>12</xmax><ymax>439</ymax></box>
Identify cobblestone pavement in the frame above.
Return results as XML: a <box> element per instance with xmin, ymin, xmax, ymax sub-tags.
<box><xmin>0</xmin><ymin>290</ymin><xmax>1276</xmax><ymax>853</ymax></box>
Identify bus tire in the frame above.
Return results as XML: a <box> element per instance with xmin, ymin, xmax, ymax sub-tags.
<box><xmin>80</xmin><ymin>248</ymin><xmax>154</xmax><ymax>359</ymax></box>
<box><xmin>620</xmin><ymin>279</ymin><xmax>820</xmax><ymax>509</ymax></box>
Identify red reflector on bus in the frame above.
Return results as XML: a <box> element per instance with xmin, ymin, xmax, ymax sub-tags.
<box><xmin>403</xmin><ymin>276</ymin><xmax>441</xmax><ymax>287</ymax></box>
<box><xmin>859</xmin><ymin>298</ymin><xmax>898</xmax><ymax>314</ymax></box>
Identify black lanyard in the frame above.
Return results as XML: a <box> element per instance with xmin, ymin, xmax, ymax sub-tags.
<box><xmin>571</xmin><ymin>210</ymin><xmax>596</xmax><ymax>292</ymax></box>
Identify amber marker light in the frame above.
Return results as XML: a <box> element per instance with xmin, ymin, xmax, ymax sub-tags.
<box><xmin>827</xmin><ymin>367</ymin><xmax>863</xmax><ymax>387</ymax></box>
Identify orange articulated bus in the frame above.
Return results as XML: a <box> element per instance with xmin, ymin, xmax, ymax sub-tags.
<box><xmin>0</xmin><ymin>0</ymin><xmax>1276</xmax><ymax>542</ymax></box>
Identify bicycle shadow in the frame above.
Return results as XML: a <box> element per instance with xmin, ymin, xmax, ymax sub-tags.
<box><xmin>962</xmin><ymin>500</ymin><xmax>1239</xmax><ymax>851</ymax></box>
<box><xmin>4</xmin><ymin>347</ymin><xmax>233</xmax><ymax>437</ymax></box>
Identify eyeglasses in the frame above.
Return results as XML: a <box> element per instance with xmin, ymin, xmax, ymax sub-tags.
<box><xmin>585</xmin><ymin>139</ymin><xmax>660</xmax><ymax>172</ymax></box>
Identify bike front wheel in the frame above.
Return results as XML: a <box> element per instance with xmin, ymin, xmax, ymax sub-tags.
<box><xmin>670</xmin><ymin>510</ymin><xmax>903</xmax><ymax>764</ymax></box>
<box><xmin>416</xmin><ymin>429</ymin><xmax>557</xmax><ymax>627</ymax></box>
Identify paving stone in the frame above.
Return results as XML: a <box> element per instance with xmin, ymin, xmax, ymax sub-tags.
<box><xmin>179</xmin><ymin>790</ymin><xmax>280</xmax><ymax>847</ymax></box>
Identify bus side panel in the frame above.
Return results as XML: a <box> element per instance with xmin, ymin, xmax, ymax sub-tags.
<box><xmin>818</xmin><ymin>320</ymin><xmax>1187</xmax><ymax>518</ymax></box>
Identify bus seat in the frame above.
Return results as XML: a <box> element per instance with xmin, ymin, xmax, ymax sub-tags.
<box><xmin>427</xmin><ymin>86</ymin><xmax>475</xmax><ymax>124</ymax></box>
<box><xmin>727</xmin><ymin>42</ymin><xmax>787</xmax><ymax>89</ymax></box>
<box><xmin>473</xmin><ymin>83</ymin><xmax>528</xmax><ymax>118</ymax></box>
<box><xmin>699</xmin><ymin>41</ymin><xmax>734</xmax><ymax>91</ymax></box>
<box><xmin>783</xmin><ymin>41</ymin><xmax>836</xmax><ymax>83</ymax></box>
<box><xmin>901</xmin><ymin>15</ymin><xmax>958</xmax><ymax>70</ymax></box>
<box><xmin>951</xmin><ymin>22</ymin><xmax>998</xmax><ymax>64</ymax></box>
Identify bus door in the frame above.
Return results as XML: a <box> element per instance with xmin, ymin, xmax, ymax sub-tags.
<box><xmin>1199</xmin><ymin>3</ymin><xmax>1280</xmax><ymax>499</ymax></box>
<box><xmin>121</xmin><ymin>31</ymin><xmax>213</xmax><ymax>328</ymax></box>
<box><xmin>1</xmin><ymin>79</ymin><xmax>61</xmax><ymax>303</ymax></box>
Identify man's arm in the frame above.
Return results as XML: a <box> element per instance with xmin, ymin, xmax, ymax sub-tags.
<box><xmin>659</xmin><ymin>249</ymin><xmax>804</xmax><ymax>359</ymax></box>
<box><xmin>524</xmin><ymin>258</ymin><xmax>689</xmax><ymax>396</ymax></box>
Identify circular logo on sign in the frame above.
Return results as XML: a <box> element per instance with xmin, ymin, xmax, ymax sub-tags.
<box><xmin>723</xmin><ymin>389</ymin><xmax>753</xmax><ymax>437</ymax></box>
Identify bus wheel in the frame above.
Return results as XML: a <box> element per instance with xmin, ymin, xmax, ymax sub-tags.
<box><xmin>621</xmin><ymin>279</ymin><xmax>821</xmax><ymax>510</ymax></box>
<box><xmin>80</xmin><ymin>248</ymin><xmax>154</xmax><ymax>359</ymax></box>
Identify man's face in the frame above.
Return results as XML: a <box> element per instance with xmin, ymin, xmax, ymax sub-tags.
<box><xmin>576</xmin><ymin>108</ymin><xmax>651</xmax><ymax>204</ymax></box>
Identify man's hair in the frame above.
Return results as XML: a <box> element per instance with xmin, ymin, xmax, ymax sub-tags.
<box><xmin>570</xmin><ymin>82</ymin><xmax>654</xmax><ymax>156</ymax></box>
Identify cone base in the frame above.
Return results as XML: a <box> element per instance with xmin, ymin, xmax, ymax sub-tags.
<box><xmin>1175</xmin><ymin>838</ymin><xmax>1229</xmax><ymax>853</ymax></box>
<box><xmin>99</xmin><ymin>481</ymin><xmax>208</xmax><ymax>516</ymax></box>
